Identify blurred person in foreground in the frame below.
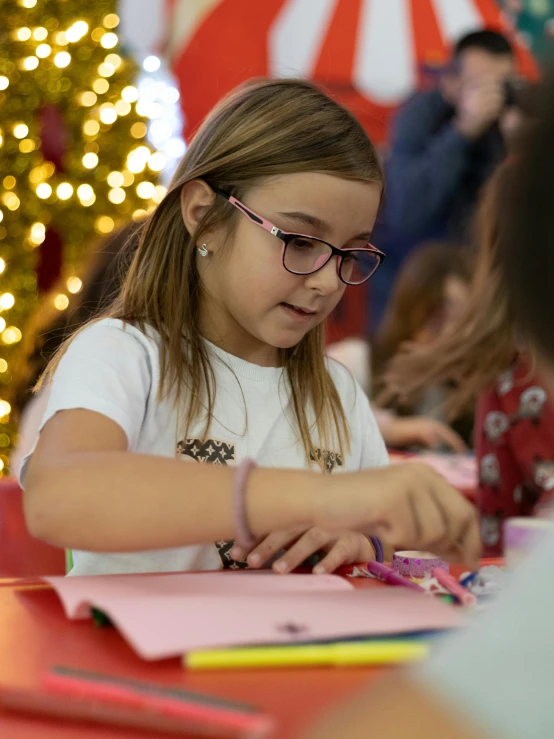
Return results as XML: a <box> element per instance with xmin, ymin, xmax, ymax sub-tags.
<box><xmin>371</xmin><ymin>29</ymin><xmax>517</xmax><ymax>328</ymax></box>
<box><xmin>302</xmin><ymin>71</ymin><xmax>554</xmax><ymax>739</ymax></box>
<box><xmin>328</xmin><ymin>242</ymin><xmax>472</xmax><ymax>451</ymax></box>
<box><xmin>382</xmin><ymin>164</ymin><xmax>554</xmax><ymax>558</ymax></box>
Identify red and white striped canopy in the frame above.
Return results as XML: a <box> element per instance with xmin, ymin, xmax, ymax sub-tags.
<box><xmin>166</xmin><ymin>0</ymin><xmax>537</xmax><ymax>145</ymax></box>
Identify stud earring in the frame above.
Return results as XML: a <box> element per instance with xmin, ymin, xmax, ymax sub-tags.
<box><xmin>198</xmin><ymin>244</ymin><xmax>209</xmax><ymax>257</ymax></box>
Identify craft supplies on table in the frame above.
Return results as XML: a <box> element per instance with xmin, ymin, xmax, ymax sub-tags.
<box><xmin>184</xmin><ymin>640</ymin><xmax>429</xmax><ymax>671</ymax></box>
<box><xmin>392</xmin><ymin>551</ymin><xmax>449</xmax><ymax>579</ymax></box>
<box><xmin>43</xmin><ymin>571</ymin><xmax>461</xmax><ymax>660</ymax></box>
<box><xmin>40</xmin><ymin>665</ymin><xmax>273</xmax><ymax>738</ymax></box>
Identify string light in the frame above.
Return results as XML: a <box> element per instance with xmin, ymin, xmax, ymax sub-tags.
<box><xmin>108</xmin><ymin>187</ymin><xmax>125</xmax><ymax>204</ymax></box>
<box><xmin>103</xmin><ymin>14</ymin><xmax>120</xmax><ymax>28</ymax></box>
<box><xmin>98</xmin><ymin>62</ymin><xmax>115</xmax><ymax>78</ymax></box>
<box><xmin>130</xmin><ymin>122</ymin><xmax>147</xmax><ymax>139</ymax></box>
<box><xmin>121</xmin><ymin>86</ymin><xmax>138</xmax><ymax>103</ymax></box>
<box><xmin>21</xmin><ymin>56</ymin><xmax>39</xmax><ymax>71</ymax></box>
<box><xmin>56</xmin><ymin>182</ymin><xmax>73</xmax><ymax>200</ymax></box>
<box><xmin>92</xmin><ymin>78</ymin><xmax>109</xmax><ymax>94</ymax></box>
<box><xmin>83</xmin><ymin>120</ymin><xmax>100</xmax><ymax>136</ymax></box>
<box><xmin>36</xmin><ymin>183</ymin><xmax>52</xmax><ymax>199</ymax></box>
<box><xmin>29</xmin><ymin>222</ymin><xmax>46</xmax><ymax>245</ymax></box>
<box><xmin>20</xmin><ymin>0</ymin><xmax>37</xmax><ymax>8</ymax></box>
<box><xmin>100</xmin><ymin>32</ymin><xmax>118</xmax><ymax>49</ymax></box>
<box><xmin>2</xmin><ymin>328</ymin><xmax>22</xmax><ymax>345</ymax></box>
<box><xmin>54</xmin><ymin>51</ymin><xmax>71</xmax><ymax>68</ymax></box>
<box><xmin>0</xmin><ymin>294</ymin><xmax>14</xmax><ymax>310</ymax></box>
<box><xmin>36</xmin><ymin>43</ymin><xmax>51</xmax><ymax>58</ymax></box>
<box><xmin>148</xmin><ymin>152</ymin><xmax>166</xmax><ymax>172</ymax></box>
<box><xmin>99</xmin><ymin>105</ymin><xmax>117</xmax><ymax>125</ymax></box>
<box><xmin>80</xmin><ymin>91</ymin><xmax>97</xmax><ymax>107</ymax></box>
<box><xmin>0</xmin><ymin>360</ymin><xmax>7</xmax><ymax>373</ymax></box>
<box><xmin>53</xmin><ymin>294</ymin><xmax>69</xmax><ymax>311</ymax></box>
<box><xmin>143</xmin><ymin>56</ymin><xmax>161</xmax><ymax>73</ymax></box>
<box><xmin>95</xmin><ymin>216</ymin><xmax>115</xmax><ymax>234</ymax></box>
<box><xmin>66</xmin><ymin>21</ymin><xmax>89</xmax><ymax>43</ymax></box>
<box><xmin>19</xmin><ymin>139</ymin><xmax>35</xmax><ymax>153</ymax></box>
<box><xmin>55</xmin><ymin>31</ymin><xmax>68</xmax><ymax>45</ymax></box>
<box><xmin>16</xmin><ymin>27</ymin><xmax>32</xmax><ymax>41</ymax></box>
<box><xmin>107</xmin><ymin>171</ymin><xmax>124</xmax><ymax>187</ymax></box>
<box><xmin>0</xmin><ymin>401</ymin><xmax>10</xmax><ymax>417</ymax></box>
<box><xmin>67</xmin><ymin>277</ymin><xmax>82</xmax><ymax>294</ymax></box>
<box><xmin>0</xmin><ymin>259</ymin><xmax>5</xmax><ymax>275</ymax></box>
<box><xmin>115</xmin><ymin>100</ymin><xmax>131</xmax><ymax>116</ymax></box>
<box><xmin>136</xmin><ymin>181</ymin><xmax>155</xmax><ymax>199</ymax></box>
<box><xmin>82</xmin><ymin>152</ymin><xmax>99</xmax><ymax>168</ymax></box>
<box><xmin>0</xmin><ymin>77</ymin><xmax>9</xmax><ymax>91</ymax></box>
<box><xmin>0</xmin><ymin>322</ymin><xmax>5</xmax><ymax>335</ymax></box>
<box><xmin>32</xmin><ymin>27</ymin><xmax>48</xmax><ymax>41</ymax></box>
<box><xmin>105</xmin><ymin>53</ymin><xmax>121</xmax><ymax>69</ymax></box>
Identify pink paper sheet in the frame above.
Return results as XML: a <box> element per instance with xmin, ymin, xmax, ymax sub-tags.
<box><xmin>43</xmin><ymin>572</ymin><xmax>462</xmax><ymax>661</ymax></box>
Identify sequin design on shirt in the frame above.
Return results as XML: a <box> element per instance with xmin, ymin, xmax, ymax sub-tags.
<box><xmin>177</xmin><ymin>437</ymin><xmax>246</xmax><ymax>569</ymax></box>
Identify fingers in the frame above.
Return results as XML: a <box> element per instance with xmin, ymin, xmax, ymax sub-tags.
<box><xmin>232</xmin><ymin>527</ymin><xmax>306</xmax><ymax>569</ymax></box>
<box><xmin>271</xmin><ymin>527</ymin><xmax>332</xmax><ymax>574</ymax></box>
<box><xmin>314</xmin><ymin>534</ymin><xmax>374</xmax><ymax>575</ymax></box>
<box><xmin>374</xmin><ymin>465</ymin><xmax>476</xmax><ymax>559</ymax></box>
<box><xmin>428</xmin><ymin>421</ymin><xmax>468</xmax><ymax>453</ymax></box>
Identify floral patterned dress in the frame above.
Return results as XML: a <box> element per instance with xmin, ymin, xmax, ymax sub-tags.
<box><xmin>476</xmin><ymin>360</ymin><xmax>554</xmax><ymax>556</ymax></box>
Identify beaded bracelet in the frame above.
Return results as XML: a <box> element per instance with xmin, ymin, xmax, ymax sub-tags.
<box><xmin>233</xmin><ymin>457</ymin><xmax>257</xmax><ymax>549</ymax></box>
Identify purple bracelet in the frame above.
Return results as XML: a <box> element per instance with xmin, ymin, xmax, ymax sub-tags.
<box><xmin>368</xmin><ymin>536</ymin><xmax>384</xmax><ymax>563</ymax></box>
<box><xmin>233</xmin><ymin>457</ymin><xmax>257</xmax><ymax>549</ymax></box>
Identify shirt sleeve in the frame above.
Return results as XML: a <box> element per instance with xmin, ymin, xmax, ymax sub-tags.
<box><xmin>19</xmin><ymin>320</ymin><xmax>153</xmax><ymax>486</ymax></box>
<box><xmin>418</xmin><ymin>523</ymin><xmax>554</xmax><ymax>739</ymax></box>
<box><xmin>475</xmin><ymin>388</ymin><xmax>525</xmax><ymax>556</ymax></box>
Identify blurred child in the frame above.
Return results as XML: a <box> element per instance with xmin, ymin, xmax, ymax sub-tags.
<box><xmin>384</xmin><ymin>163</ymin><xmax>554</xmax><ymax>555</ymax></box>
<box><xmin>329</xmin><ymin>243</ymin><xmax>472</xmax><ymax>450</ymax></box>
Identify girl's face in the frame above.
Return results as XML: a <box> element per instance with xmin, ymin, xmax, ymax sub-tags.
<box><xmin>195</xmin><ymin>172</ymin><xmax>381</xmax><ymax>365</ymax></box>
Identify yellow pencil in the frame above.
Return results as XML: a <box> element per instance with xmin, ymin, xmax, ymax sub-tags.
<box><xmin>184</xmin><ymin>641</ymin><xmax>429</xmax><ymax>670</ymax></box>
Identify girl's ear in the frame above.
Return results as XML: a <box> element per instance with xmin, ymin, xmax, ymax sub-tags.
<box><xmin>180</xmin><ymin>180</ymin><xmax>217</xmax><ymax>248</ymax></box>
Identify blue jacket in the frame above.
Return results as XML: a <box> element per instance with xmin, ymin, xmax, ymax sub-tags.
<box><xmin>369</xmin><ymin>89</ymin><xmax>505</xmax><ymax>331</ymax></box>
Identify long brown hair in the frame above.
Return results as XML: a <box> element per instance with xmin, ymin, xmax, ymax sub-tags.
<box><xmin>380</xmin><ymin>163</ymin><xmax>516</xmax><ymax>418</ymax></box>
<box><xmin>43</xmin><ymin>78</ymin><xmax>384</xmax><ymax>462</ymax></box>
<box><xmin>372</xmin><ymin>242</ymin><xmax>473</xmax><ymax>389</ymax></box>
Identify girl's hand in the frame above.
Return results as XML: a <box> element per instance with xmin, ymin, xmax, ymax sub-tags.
<box><xmin>318</xmin><ymin>463</ymin><xmax>480</xmax><ymax>569</ymax></box>
<box><xmin>231</xmin><ymin>529</ymin><xmax>375</xmax><ymax>575</ymax></box>
<box><xmin>383</xmin><ymin>417</ymin><xmax>468</xmax><ymax>453</ymax></box>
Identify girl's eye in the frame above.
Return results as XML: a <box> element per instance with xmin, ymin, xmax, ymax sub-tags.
<box><xmin>341</xmin><ymin>252</ymin><xmax>358</xmax><ymax>263</ymax></box>
<box><xmin>289</xmin><ymin>237</ymin><xmax>316</xmax><ymax>249</ymax></box>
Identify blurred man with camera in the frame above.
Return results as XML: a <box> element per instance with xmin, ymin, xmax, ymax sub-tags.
<box><xmin>370</xmin><ymin>30</ymin><xmax>516</xmax><ymax>329</ymax></box>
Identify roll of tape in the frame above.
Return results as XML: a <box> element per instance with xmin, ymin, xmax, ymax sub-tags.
<box><xmin>504</xmin><ymin>517</ymin><xmax>554</xmax><ymax>570</ymax></box>
<box><xmin>392</xmin><ymin>551</ymin><xmax>449</xmax><ymax>579</ymax></box>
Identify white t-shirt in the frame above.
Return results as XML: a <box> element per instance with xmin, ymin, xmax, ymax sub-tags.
<box><xmin>20</xmin><ymin>319</ymin><xmax>387</xmax><ymax>576</ymax></box>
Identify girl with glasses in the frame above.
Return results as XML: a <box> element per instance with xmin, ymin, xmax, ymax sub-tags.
<box><xmin>20</xmin><ymin>79</ymin><xmax>478</xmax><ymax>576</ymax></box>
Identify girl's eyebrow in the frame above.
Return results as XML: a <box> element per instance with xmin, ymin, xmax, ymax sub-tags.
<box><xmin>277</xmin><ymin>211</ymin><xmax>373</xmax><ymax>240</ymax></box>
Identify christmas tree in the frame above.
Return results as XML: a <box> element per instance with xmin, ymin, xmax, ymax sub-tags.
<box><xmin>0</xmin><ymin>0</ymin><xmax>166</xmax><ymax>473</ymax></box>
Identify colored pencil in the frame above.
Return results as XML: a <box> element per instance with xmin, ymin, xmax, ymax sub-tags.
<box><xmin>185</xmin><ymin>640</ymin><xmax>429</xmax><ymax>670</ymax></box>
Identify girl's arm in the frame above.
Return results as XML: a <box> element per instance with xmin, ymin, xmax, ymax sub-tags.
<box><xmin>24</xmin><ymin>408</ymin><xmax>480</xmax><ymax>565</ymax></box>
<box><xmin>23</xmin><ymin>408</ymin><xmax>321</xmax><ymax>552</ymax></box>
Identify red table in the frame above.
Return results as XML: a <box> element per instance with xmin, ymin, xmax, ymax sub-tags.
<box><xmin>0</xmin><ymin>563</ymin><xmax>499</xmax><ymax>739</ymax></box>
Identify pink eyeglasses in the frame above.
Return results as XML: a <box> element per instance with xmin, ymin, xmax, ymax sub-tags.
<box><xmin>212</xmin><ymin>188</ymin><xmax>385</xmax><ymax>286</ymax></box>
